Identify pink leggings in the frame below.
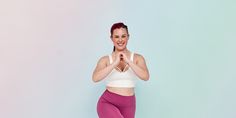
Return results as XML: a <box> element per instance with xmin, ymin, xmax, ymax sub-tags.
<box><xmin>97</xmin><ymin>89</ymin><xmax>136</xmax><ymax>118</ymax></box>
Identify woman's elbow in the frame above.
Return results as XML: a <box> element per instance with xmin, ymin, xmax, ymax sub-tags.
<box><xmin>140</xmin><ymin>75</ymin><xmax>149</xmax><ymax>81</ymax></box>
<box><xmin>92</xmin><ymin>75</ymin><xmax>99</xmax><ymax>83</ymax></box>
<box><xmin>142</xmin><ymin>74</ymin><xmax>149</xmax><ymax>81</ymax></box>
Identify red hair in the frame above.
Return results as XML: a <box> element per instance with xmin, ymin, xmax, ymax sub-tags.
<box><xmin>110</xmin><ymin>22</ymin><xmax>129</xmax><ymax>37</ymax></box>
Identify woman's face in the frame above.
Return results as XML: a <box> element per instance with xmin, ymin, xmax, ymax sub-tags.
<box><xmin>111</xmin><ymin>28</ymin><xmax>129</xmax><ymax>51</ymax></box>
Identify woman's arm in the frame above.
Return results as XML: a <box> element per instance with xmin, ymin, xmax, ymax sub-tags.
<box><xmin>92</xmin><ymin>56</ymin><xmax>119</xmax><ymax>82</ymax></box>
<box><xmin>127</xmin><ymin>54</ymin><xmax>150</xmax><ymax>81</ymax></box>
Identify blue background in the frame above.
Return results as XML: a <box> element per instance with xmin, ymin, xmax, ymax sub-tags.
<box><xmin>0</xmin><ymin>0</ymin><xmax>235</xmax><ymax>118</ymax></box>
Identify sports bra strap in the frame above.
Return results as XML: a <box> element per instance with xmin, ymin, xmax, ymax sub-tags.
<box><xmin>108</xmin><ymin>55</ymin><xmax>113</xmax><ymax>64</ymax></box>
<box><xmin>131</xmin><ymin>52</ymin><xmax>134</xmax><ymax>61</ymax></box>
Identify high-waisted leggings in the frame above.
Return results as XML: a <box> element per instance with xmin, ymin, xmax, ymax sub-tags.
<box><xmin>97</xmin><ymin>89</ymin><xmax>136</xmax><ymax>118</ymax></box>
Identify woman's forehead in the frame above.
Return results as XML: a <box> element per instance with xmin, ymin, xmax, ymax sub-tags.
<box><xmin>113</xmin><ymin>28</ymin><xmax>128</xmax><ymax>34</ymax></box>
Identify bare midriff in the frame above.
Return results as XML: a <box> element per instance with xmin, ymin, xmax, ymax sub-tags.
<box><xmin>106</xmin><ymin>86</ymin><xmax>135</xmax><ymax>96</ymax></box>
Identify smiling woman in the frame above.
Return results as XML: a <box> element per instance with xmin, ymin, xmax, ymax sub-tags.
<box><xmin>92</xmin><ymin>22</ymin><xmax>150</xmax><ymax>118</ymax></box>
<box><xmin>110</xmin><ymin>23</ymin><xmax>129</xmax><ymax>52</ymax></box>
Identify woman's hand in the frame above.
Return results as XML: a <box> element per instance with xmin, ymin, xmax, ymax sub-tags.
<box><xmin>113</xmin><ymin>52</ymin><xmax>122</xmax><ymax>66</ymax></box>
<box><xmin>119</xmin><ymin>52</ymin><xmax>131</xmax><ymax>65</ymax></box>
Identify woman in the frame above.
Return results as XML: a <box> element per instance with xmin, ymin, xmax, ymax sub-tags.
<box><xmin>92</xmin><ymin>22</ymin><xmax>149</xmax><ymax>118</ymax></box>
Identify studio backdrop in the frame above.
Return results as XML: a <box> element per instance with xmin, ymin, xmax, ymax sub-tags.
<box><xmin>0</xmin><ymin>0</ymin><xmax>235</xmax><ymax>118</ymax></box>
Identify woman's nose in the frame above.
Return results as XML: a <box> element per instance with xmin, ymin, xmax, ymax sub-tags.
<box><xmin>118</xmin><ymin>38</ymin><xmax>123</xmax><ymax>41</ymax></box>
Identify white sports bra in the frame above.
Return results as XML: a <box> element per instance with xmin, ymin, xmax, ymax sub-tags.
<box><xmin>105</xmin><ymin>52</ymin><xmax>138</xmax><ymax>88</ymax></box>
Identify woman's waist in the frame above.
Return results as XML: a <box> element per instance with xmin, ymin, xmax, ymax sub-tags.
<box><xmin>106</xmin><ymin>86</ymin><xmax>135</xmax><ymax>96</ymax></box>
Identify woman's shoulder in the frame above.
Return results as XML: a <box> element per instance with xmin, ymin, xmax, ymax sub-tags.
<box><xmin>133</xmin><ymin>52</ymin><xmax>146</xmax><ymax>62</ymax></box>
<box><xmin>133</xmin><ymin>52</ymin><xmax>145</xmax><ymax>58</ymax></box>
<box><xmin>97</xmin><ymin>54</ymin><xmax>110</xmax><ymax>65</ymax></box>
<box><xmin>98</xmin><ymin>55</ymin><xmax>109</xmax><ymax>62</ymax></box>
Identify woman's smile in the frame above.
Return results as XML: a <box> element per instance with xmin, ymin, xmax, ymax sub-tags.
<box><xmin>117</xmin><ymin>41</ymin><xmax>125</xmax><ymax>46</ymax></box>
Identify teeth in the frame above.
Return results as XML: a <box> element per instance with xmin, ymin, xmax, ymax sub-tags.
<box><xmin>118</xmin><ymin>43</ymin><xmax>123</xmax><ymax>46</ymax></box>
<box><xmin>117</xmin><ymin>42</ymin><xmax>123</xmax><ymax>46</ymax></box>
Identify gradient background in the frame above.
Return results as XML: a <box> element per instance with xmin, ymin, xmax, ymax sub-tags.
<box><xmin>1</xmin><ymin>0</ymin><xmax>236</xmax><ymax>118</ymax></box>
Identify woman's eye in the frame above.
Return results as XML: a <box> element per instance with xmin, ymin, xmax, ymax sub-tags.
<box><xmin>122</xmin><ymin>36</ymin><xmax>126</xmax><ymax>38</ymax></box>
